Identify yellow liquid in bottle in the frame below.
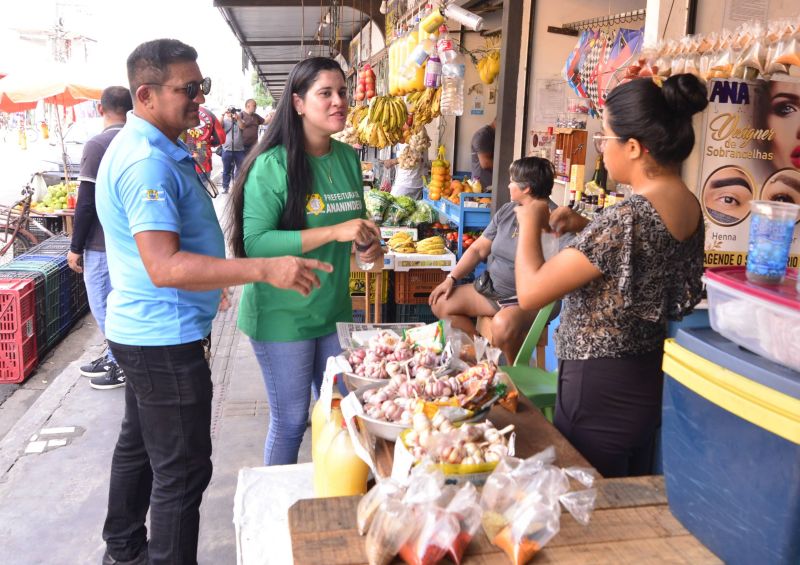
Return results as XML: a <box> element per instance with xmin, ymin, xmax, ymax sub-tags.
<box><xmin>316</xmin><ymin>427</ymin><xmax>369</xmax><ymax>498</ymax></box>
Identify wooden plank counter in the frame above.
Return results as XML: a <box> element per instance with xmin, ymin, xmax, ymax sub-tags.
<box><xmin>289</xmin><ymin>397</ymin><xmax>720</xmax><ymax>563</ymax></box>
<box><xmin>288</xmin><ymin>476</ymin><xmax>721</xmax><ymax>564</ymax></box>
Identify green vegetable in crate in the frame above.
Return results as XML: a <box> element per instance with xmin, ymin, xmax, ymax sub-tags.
<box><xmin>364</xmin><ymin>189</ymin><xmax>392</xmax><ymax>224</ymax></box>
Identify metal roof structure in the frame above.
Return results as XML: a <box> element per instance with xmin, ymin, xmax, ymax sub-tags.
<box><xmin>214</xmin><ymin>1</ymin><xmax>386</xmax><ymax>100</ymax></box>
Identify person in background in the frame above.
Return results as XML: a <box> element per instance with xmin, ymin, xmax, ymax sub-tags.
<box><xmin>227</xmin><ymin>57</ymin><xmax>383</xmax><ymax>467</ymax></box>
<box><xmin>67</xmin><ymin>86</ymin><xmax>133</xmax><ymax>390</ymax></box>
<box><xmin>383</xmin><ymin>142</ymin><xmax>426</xmax><ymax>199</ymax></box>
<box><xmin>221</xmin><ymin>105</ymin><xmax>245</xmax><ymax>193</ymax></box>
<box><xmin>429</xmin><ymin>157</ymin><xmax>556</xmax><ymax>364</ymax></box>
<box><xmin>96</xmin><ymin>39</ymin><xmax>331</xmax><ymax>565</ymax></box>
<box><xmin>471</xmin><ymin>118</ymin><xmax>495</xmax><ymax>188</ymax></box>
<box><xmin>514</xmin><ymin>74</ymin><xmax>707</xmax><ymax>478</ymax></box>
<box><xmin>238</xmin><ymin>98</ymin><xmax>265</xmax><ymax>154</ymax></box>
<box><xmin>185</xmin><ymin>106</ymin><xmax>225</xmax><ymax>181</ymax></box>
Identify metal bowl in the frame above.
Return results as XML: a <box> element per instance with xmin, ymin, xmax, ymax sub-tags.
<box><xmin>354</xmin><ymin>382</ymin><xmax>411</xmax><ymax>441</ymax></box>
<box><xmin>342</xmin><ymin>372</ymin><xmax>388</xmax><ymax>393</ymax></box>
<box><xmin>353</xmin><ymin>382</ymin><xmax>497</xmax><ymax>441</ymax></box>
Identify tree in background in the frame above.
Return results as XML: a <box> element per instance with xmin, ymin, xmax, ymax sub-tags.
<box><xmin>251</xmin><ymin>72</ymin><xmax>274</xmax><ymax>109</ymax></box>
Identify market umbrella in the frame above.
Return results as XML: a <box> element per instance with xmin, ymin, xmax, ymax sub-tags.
<box><xmin>0</xmin><ymin>62</ymin><xmax>103</xmax><ymax>108</ymax></box>
<box><xmin>0</xmin><ymin>62</ymin><xmax>107</xmax><ymax>177</ymax></box>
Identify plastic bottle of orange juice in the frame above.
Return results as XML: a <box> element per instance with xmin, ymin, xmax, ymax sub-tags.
<box><xmin>315</xmin><ymin>419</ymin><xmax>369</xmax><ymax>498</ymax></box>
<box><xmin>311</xmin><ymin>375</ymin><xmax>342</xmax><ymax>456</ymax></box>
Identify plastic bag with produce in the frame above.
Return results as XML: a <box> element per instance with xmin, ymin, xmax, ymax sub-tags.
<box><xmin>385</xmin><ymin>195</ymin><xmax>418</xmax><ymax>225</ymax></box>
<box><xmin>365</xmin><ymin>499</ymin><xmax>416</xmax><ymax>565</ymax></box>
<box><xmin>479</xmin><ymin>448</ymin><xmax>597</xmax><ymax>565</ymax></box>
<box><xmin>365</xmin><ymin>189</ymin><xmax>393</xmax><ymax>224</ymax></box>
<box><xmin>444</xmin><ymin>483</ymin><xmax>483</xmax><ymax>565</ymax></box>
<box><xmin>357</xmin><ymin>478</ymin><xmax>405</xmax><ymax>535</ymax></box>
<box><xmin>398</xmin><ymin>505</ymin><xmax>460</xmax><ymax>565</ymax></box>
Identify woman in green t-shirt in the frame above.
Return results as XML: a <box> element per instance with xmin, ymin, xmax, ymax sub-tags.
<box><xmin>227</xmin><ymin>58</ymin><xmax>383</xmax><ymax>465</ymax></box>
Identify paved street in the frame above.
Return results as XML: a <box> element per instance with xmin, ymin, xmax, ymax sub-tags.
<box><xmin>0</xmin><ymin>183</ymin><xmax>300</xmax><ymax>565</ymax></box>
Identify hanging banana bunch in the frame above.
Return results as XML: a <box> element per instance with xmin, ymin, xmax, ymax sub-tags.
<box><xmin>355</xmin><ymin>95</ymin><xmax>409</xmax><ymax>149</ymax></box>
<box><xmin>406</xmin><ymin>87</ymin><xmax>442</xmax><ymax>130</ymax></box>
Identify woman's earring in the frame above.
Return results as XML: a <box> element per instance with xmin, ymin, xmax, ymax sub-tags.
<box><xmin>297</xmin><ymin>111</ymin><xmax>303</xmax><ymax>116</ymax></box>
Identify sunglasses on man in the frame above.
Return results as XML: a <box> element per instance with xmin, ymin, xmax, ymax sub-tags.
<box><xmin>144</xmin><ymin>77</ymin><xmax>212</xmax><ymax>100</ymax></box>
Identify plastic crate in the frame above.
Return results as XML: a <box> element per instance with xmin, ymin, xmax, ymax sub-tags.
<box><xmin>0</xmin><ymin>258</ymin><xmax>64</xmax><ymax>349</ymax></box>
<box><xmin>0</xmin><ymin>270</ymin><xmax>47</xmax><ymax>356</ymax></box>
<box><xmin>0</xmin><ymin>278</ymin><xmax>38</xmax><ymax>383</ymax></box>
<box><xmin>395</xmin><ymin>303</ymin><xmax>438</xmax><ymax>324</ymax></box>
<box><xmin>394</xmin><ymin>270</ymin><xmax>448</xmax><ymax>304</ymax></box>
<box><xmin>26</xmin><ymin>234</ymin><xmax>70</xmax><ymax>254</ymax></box>
<box><xmin>352</xmin><ymin>305</ymin><xmax>390</xmax><ymax>324</ymax></box>
<box><xmin>349</xmin><ymin>270</ymin><xmax>389</xmax><ymax>302</ymax></box>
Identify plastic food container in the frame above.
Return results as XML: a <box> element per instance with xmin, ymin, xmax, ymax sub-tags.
<box><xmin>704</xmin><ymin>267</ymin><xmax>800</xmax><ymax>372</ymax></box>
<box><xmin>662</xmin><ymin>330</ymin><xmax>800</xmax><ymax>565</ymax></box>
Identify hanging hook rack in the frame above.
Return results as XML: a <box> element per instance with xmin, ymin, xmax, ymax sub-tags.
<box><xmin>547</xmin><ymin>8</ymin><xmax>646</xmax><ymax>36</ymax></box>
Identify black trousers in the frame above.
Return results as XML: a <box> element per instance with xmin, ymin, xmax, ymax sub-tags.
<box><xmin>103</xmin><ymin>340</ymin><xmax>213</xmax><ymax>565</ymax></box>
<box><xmin>554</xmin><ymin>350</ymin><xmax>664</xmax><ymax>478</ymax></box>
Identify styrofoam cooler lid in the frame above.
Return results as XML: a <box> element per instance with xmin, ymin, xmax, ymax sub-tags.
<box><xmin>675</xmin><ymin>327</ymin><xmax>800</xmax><ymax>400</ymax></box>
<box><xmin>704</xmin><ymin>266</ymin><xmax>799</xmax><ymax>311</ymax></box>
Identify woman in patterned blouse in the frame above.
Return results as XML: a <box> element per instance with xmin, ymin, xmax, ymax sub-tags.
<box><xmin>514</xmin><ymin>74</ymin><xmax>708</xmax><ymax>477</ymax></box>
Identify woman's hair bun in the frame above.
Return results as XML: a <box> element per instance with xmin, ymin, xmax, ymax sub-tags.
<box><xmin>662</xmin><ymin>73</ymin><xmax>708</xmax><ymax>117</ymax></box>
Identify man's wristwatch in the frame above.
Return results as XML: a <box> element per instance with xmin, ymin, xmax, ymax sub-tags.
<box><xmin>446</xmin><ymin>274</ymin><xmax>457</xmax><ymax>283</ymax></box>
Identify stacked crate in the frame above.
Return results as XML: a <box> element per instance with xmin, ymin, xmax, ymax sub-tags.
<box><xmin>0</xmin><ymin>235</ymin><xmax>89</xmax><ymax>383</ymax></box>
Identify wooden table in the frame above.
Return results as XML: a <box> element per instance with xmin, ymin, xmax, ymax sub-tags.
<box><xmin>288</xmin><ymin>397</ymin><xmax>720</xmax><ymax>564</ymax></box>
<box><xmin>289</xmin><ymin>476</ymin><xmax>721</xmax><ymax>564</ymax></box>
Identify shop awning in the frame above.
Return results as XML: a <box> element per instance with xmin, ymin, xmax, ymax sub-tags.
<box><xmin>214</xmin><ymin>0</ymin><xmax>385</xmax><ymax>100</ymax></box>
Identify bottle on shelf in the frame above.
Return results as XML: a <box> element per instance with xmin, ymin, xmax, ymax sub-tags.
<box><xmin>567</xmin><ymin>188</ymin><xmax>576</xmax><ymax>208</ymax></box>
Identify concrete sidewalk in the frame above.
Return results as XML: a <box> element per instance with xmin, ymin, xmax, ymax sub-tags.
<box><xmin>0</xmin><ymin>194</ymin><xmax>312</xmax><ymax>565</ymax></box>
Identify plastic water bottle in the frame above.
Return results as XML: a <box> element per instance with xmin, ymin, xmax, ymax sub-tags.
<box><xmin>440</xmin><ymin>53</ymin><xmax>465</xmax><ymax>116</ymax></box>
<box><xmin>355</xmin><ymin>241</ymin><xmax>374</xmax><ymax>270</ymax></box>
<box><xmin>437</xmin><ymin>25</ymin><xmax>456</xmax><ymax>64</ymax></box>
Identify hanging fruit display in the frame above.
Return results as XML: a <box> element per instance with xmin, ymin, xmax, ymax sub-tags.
<box><xmin>405</xmin><ymin>87</ymin><xmax>441</xmax><ymax>129</ymax></box>
<box><xmin>398</xmin><ymin>127</ymin><xmax>430</xmax><ymax>170</ymax></box>
<box><xmin>427</xmin><ymin>146</ymin><xmax>451</xmax><ymax>201</ymax></box>
<box><xmin>347</xmin><ymin>95</ymin><xmax>409</xmax><ymax>149</ymax></box>
<box><xmin>355</xmin><ymin>64</ymin><xmax>377</xmax><ymax>101</ymax></box>
<box><xmin>475</xmin><ymin>36</ymin><xmax>502</xmax><ymax>85</ymax></box>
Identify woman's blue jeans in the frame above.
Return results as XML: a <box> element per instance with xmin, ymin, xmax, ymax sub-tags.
<box><xmin>249</xmin><ymin>332</ymin><xmax>344</xmax><ymax>465</ymax></box>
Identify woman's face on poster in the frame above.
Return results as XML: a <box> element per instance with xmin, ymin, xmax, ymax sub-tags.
<box><xmin>762</xmin><ymin>169</ymin><xmax>800</xmax><ymax>207</ymax></box>
<box><xmin>767</xmin><ymin>82</ymin><xmax>800</xmax><ymax>171</ymax></box>
<box><xmin>702</xmin><ymin>166</ymin><xmax>755</xmax><ymax>226</ymax></box>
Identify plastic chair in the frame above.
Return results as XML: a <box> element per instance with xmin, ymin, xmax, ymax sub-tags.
<box><xmin>499</xmin><ymin>301</ymin><xmax>559</xmax><ymax>422</ymax></box>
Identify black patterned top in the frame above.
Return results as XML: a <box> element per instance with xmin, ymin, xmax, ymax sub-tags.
<box><xmin>555</xmin><ymin>194</ymin><xmax>704</xmax><ymax>360</ymax></box>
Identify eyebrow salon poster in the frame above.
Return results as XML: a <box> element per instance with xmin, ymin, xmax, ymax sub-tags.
<box><xmin>696</xmin><ymin>78</ymin><xmax>800</xmax><ymax>268</ymax></box>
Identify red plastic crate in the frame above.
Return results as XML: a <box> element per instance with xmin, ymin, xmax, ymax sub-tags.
<box><xmin>0</xmin><ymin>279</ymin><xmax>38</xmax><ymax>383</ymax></box>
<box><xmin>394</xmin><ymin>270</ymin><xmax>448</xmax><ymax>304</ymax></box>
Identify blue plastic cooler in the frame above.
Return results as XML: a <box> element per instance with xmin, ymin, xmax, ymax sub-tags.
<box><xmin>662</xmin><ymin>328</ymin><xmax>800</xmax><ymax>565</ymax></box>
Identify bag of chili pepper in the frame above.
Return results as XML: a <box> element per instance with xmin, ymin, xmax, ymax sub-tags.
<box><xmin>443</xmin><ymin>483</ymin><xmax>483</xmax><ymax>565</ymax></box>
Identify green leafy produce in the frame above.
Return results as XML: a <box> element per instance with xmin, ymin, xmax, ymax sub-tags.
<box><xmin>365</xmin><ymin>189</ymin><xmax>392</xmax><ymax>224</ymax></box>
<box><xmin>384</xmin><ymin>197</ymin><xmax>416</xmax><ymax>226</ymax></box>
<box><xmin>407</xmin><ymin>202</ymin><xmax>438</xmax><ymax>226</ymax></box>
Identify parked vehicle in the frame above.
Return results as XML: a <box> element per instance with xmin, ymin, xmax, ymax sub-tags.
<box><xmin>39</xmin><ymin>118</ymin><xmax>104</xmax><ymax>186</ymax></box>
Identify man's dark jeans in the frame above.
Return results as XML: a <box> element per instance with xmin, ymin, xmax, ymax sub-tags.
<box><xmin>103</xmin><ymin>340</ymin><xmax>213</xmax><ymax>565</ymax></box>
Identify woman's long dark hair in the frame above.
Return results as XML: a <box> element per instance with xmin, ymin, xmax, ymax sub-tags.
<box><xmin>227</xmin><ymin>57</ymin><xmax>346</xmax><ymax>258</ymax></box>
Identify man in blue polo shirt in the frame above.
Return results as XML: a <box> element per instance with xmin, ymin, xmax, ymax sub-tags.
<box><xmin>96</xmin><ymin>39</ymin><xmax>331</xmax><ymax>565</ymax></box>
